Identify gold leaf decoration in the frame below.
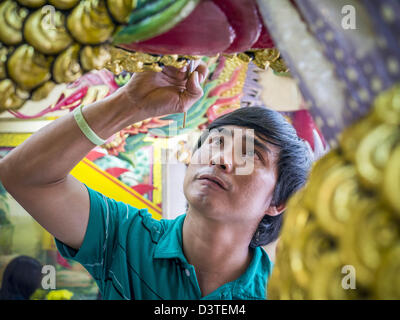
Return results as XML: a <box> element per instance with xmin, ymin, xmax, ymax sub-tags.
<box><xmin>48</xmin><ymin>0</ymin><xmax>80</xmax><ymax>10</ymax></box>
<box><xmin>0</xmin><ymin>0</ymin><xmax>28</xmax><ymax>46</ymax></box>
<box><xmin>24</xmin><ymin>8</ymin><xmax>73</xmax><ymax>55</ymax></box>
<box><xmin>7</xmin><ymin>44</ymin><xmax>53</xmax><ymax>90</ymax></box>
<box><xmin>269</xmin><ymin>84</ymin><xmax>400</xmax><ymax>300</ymax></box>
<box><xmin>0</xmin><ymin>79</ymin><xmax>25</xmax><ymax>110</ymax></box>
<box><xmin>106</xmin><ymin>0</ymin><xmax>137</xmax><ymax>24</ymax></box>
<box><xmin>67</xmin><ymin>0</ymin><xmax>115</xmax><ymax>45</ymax></box>
<box><xmin>16</xmin><ymin>0</ymin><xmax>46</xmax><ymax>8</ymax></box>
<box><xmin>52</xmin><ymin>43</ymin><xmax>82</xmax><ymax>83</ymax></box>
<box><xmin>80</xmin><ymin>45</ymin><xmax>112</xmax><ymax>71</ymax></box>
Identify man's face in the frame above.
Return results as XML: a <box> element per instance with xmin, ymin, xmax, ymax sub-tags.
<box><xmin>183</xmin><ymin>125</ymin><xmax>280</xmax><ymax>225</ymax></box>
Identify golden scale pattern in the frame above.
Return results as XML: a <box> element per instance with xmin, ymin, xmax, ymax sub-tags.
<box><xmin>268</xmin><ymin>84</ymin><xmax>400</xmax><ymax>300</ymax></box>
<box><xmin>0</xmin><ymin>0</ymin><xmax>287</xmax><ymax>112</ymax></box>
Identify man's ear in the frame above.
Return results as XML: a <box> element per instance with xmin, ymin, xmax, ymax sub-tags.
<box><xmin>264</xmin><ymin>203</ymin><xmax>286</xmax><ymax>217</ymax></box>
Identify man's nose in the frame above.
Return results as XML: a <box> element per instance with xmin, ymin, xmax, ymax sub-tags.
<box><xmin>209</xmin><ymin>151</ymin><xmax>233</xmax><ymax>173</ymax></box>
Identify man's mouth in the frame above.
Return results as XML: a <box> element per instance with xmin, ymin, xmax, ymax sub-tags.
<box><xmin>197</xmin><ymin>174</ymin><xmax>228</xmax><ymax>190</ymax></box>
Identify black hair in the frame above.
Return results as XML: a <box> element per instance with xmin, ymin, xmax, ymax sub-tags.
<box><xmin>0</xmin><ymin>255</ymin><xmax>43</xmax><ymax>300</ymax></box>
<box><xmin>194</xmin><ymin>106</ymin><xmax>312</xmax><ymax>247</ymax></box>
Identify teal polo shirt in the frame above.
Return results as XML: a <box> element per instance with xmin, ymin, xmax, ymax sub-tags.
<box><xmin>55</xmin><ymin>184</ymin><xmax>273</xmax><ymax>300</ymax></box>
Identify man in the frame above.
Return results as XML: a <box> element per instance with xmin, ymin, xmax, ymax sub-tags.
<box><xmin>0</xmin><ymin>61</ymin><xmax>311</xmax><ymax>299</ymax></box>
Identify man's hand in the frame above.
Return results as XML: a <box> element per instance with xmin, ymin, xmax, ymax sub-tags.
<box><xmin>119</xmin><ymin>60</ymin><xmax>209</xmax><ymax>120</ymax></box>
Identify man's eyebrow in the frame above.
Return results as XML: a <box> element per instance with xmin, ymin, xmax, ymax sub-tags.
<box><xmin>212</xmin><ymin>127</ymin><xmax>272</xmax><ymax>153</ymax></box>
<box><xmin>242</xmin><ymin>134</ymin><xmax>272</xmax><ymax>154</ymax></box>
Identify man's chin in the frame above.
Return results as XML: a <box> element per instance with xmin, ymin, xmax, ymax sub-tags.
<box><xmin>187</xmin><ymin>197</ymin><xmax>228</xmax><ymax>218</ymax></box>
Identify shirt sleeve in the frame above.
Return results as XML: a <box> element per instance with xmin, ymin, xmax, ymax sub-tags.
<box><xmin>55</xmin><ymin>184</ymin><xmax>142</xmax><ymax>282</ymax></box>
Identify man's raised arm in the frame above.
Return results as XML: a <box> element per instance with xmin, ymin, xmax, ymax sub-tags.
<box><xmin>0</xmin><ymin>63</ymin><xmax>207</xmax><ymax>250</ymax></box>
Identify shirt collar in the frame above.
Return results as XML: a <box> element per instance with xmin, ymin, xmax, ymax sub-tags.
<box><xmin>230</xmin><ymin>246</ymin><xmax>272</xmax><ymax>299</ymax></box>
<box><xmin>153</xmin><ymin>213</ymin><xmax>188</xmax><ymax>264</ymax></box>
<box><xmin>153</xmin><ymin>213</ymin><xmax>273</xmax><ymax>299</ymax></box>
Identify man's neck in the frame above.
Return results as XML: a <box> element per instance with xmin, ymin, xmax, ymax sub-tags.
<box><xmin>182</xmin><ymin>208</ymin><xmax>255</xmax><ymax>297</ymax></box>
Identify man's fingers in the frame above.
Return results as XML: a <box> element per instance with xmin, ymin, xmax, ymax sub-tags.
<box><xmin>195</xmin><ymin>61</ymin><xmax>209</xmax><ymax>83</ymax></box>
<box><xmin>161</xmin><ymin>60</ymin><xmax>208</xmax><ymax>84</ymax></box>
<box><xmin>186</xmin><ymin>71</ymin><xmax>202</xmax><ymax>96</ymax></box>
<box><xmin>180</xmin><ymin>71</ymin><xmax>203</xmax><ymax>111</ymax></box>
<box><xmin>162</xmin><ymin>65</ymin><xmax>187</xmax><ymax>81</ymax></box>
<box><xmin>192</xmin><ymin>59</ymin><xmax>202</xmax><ymax>70</ymax></box>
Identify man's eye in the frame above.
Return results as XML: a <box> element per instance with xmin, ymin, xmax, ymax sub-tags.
<box><xmin>243</xmin><ymin>150</ymin><xmax>259</xmax><ymax>159</ymax></box>
<box><xmin>211</xmin><ymin>137</ymin><xmax>223</xmax><ymax>145</ymax></box>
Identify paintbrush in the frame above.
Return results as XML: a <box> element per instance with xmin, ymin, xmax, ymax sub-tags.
<box><xmin>182</xmin><ymin>60</ymin><xmax>196</xmax><ymax>128</ymax></box>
